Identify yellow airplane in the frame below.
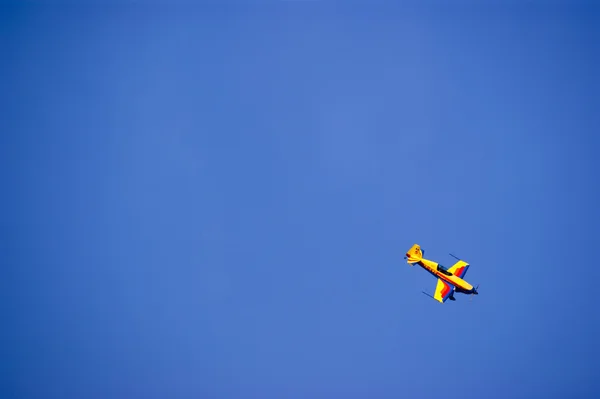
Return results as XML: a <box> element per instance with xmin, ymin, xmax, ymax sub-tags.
<box><xmin>404</xmin><ymin>244</ymin><xmax>479</xmax><ymax>303</ymax></box>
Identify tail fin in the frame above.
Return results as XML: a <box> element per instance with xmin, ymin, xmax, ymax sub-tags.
<box><xmin>405</xmin><ymin>244</ymin><xmax>423</xmax><ymax>264</ymax></box>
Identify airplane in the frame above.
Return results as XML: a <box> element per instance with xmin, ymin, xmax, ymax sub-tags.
<box><xmin>404</xmin><ymin>244</ymin><xmax>479</xmax><ymax>303</ymax></box>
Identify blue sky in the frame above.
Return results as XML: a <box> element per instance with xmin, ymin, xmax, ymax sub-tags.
<box><xmin>3</xmin><ymin>2</ymin><xmax>599</xmax><ymax>398</ymax></box>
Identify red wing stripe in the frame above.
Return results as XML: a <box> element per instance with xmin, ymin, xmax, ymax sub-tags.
<box><xmin>440</xmin><ymin>281</ymin><xmax>451</xmax><ymax>299</ymax></box>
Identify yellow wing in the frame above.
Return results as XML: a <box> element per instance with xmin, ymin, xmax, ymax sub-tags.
<box><xmin>447</xmin><ymin>260</ymin><xmax>470</xmax><ymax>279</ymax></box>
<box><xmin>433</xmin><ymin>278</ymin><xmax>454</xmax><ymax>303</ymax></box>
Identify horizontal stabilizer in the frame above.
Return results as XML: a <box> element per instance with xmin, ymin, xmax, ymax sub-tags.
<box><xmin>405</xmin><ymin>244</ymin><xmax>423</xmax><ymax>264</ymax></box>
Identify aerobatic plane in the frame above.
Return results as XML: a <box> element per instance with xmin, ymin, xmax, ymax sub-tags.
<box><xmin>405</xmin><ymin>244</ymin><xmax>479</xmax><ymax>303</ymax></box>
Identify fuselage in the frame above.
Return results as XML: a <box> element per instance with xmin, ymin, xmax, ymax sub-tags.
<box><xmin>417</xmin><ymin>258</ymin><xmax>474</xmax><ymax>293</ymax></box>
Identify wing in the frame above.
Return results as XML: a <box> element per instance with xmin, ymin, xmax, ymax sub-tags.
<box><xmin>433</xmin><ymin>278</ymin><xmax>454</xmax><ymax>303</ymax></box>
<box><xmin>448</xmin><ymin>260</ymin><xmax>470</xmax><ymax>279</ymax></box>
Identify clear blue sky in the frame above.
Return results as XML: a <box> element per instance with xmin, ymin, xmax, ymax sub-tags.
<box><xmin>3</xmin><ymin>2</ymin><xmax>599</xmax><ymax>398</ymax></box>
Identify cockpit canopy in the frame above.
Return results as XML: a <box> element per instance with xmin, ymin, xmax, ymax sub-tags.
<box><xmin>437</xmin><ymin>264</ymin><xmax>453</xmax><ymax>276</ymax></box>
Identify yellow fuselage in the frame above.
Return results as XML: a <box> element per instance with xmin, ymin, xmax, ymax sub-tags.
<box><xmin>418</xmin><ymin>258</ymin><xmax>473</xmax><ymax>292</ymax></box>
